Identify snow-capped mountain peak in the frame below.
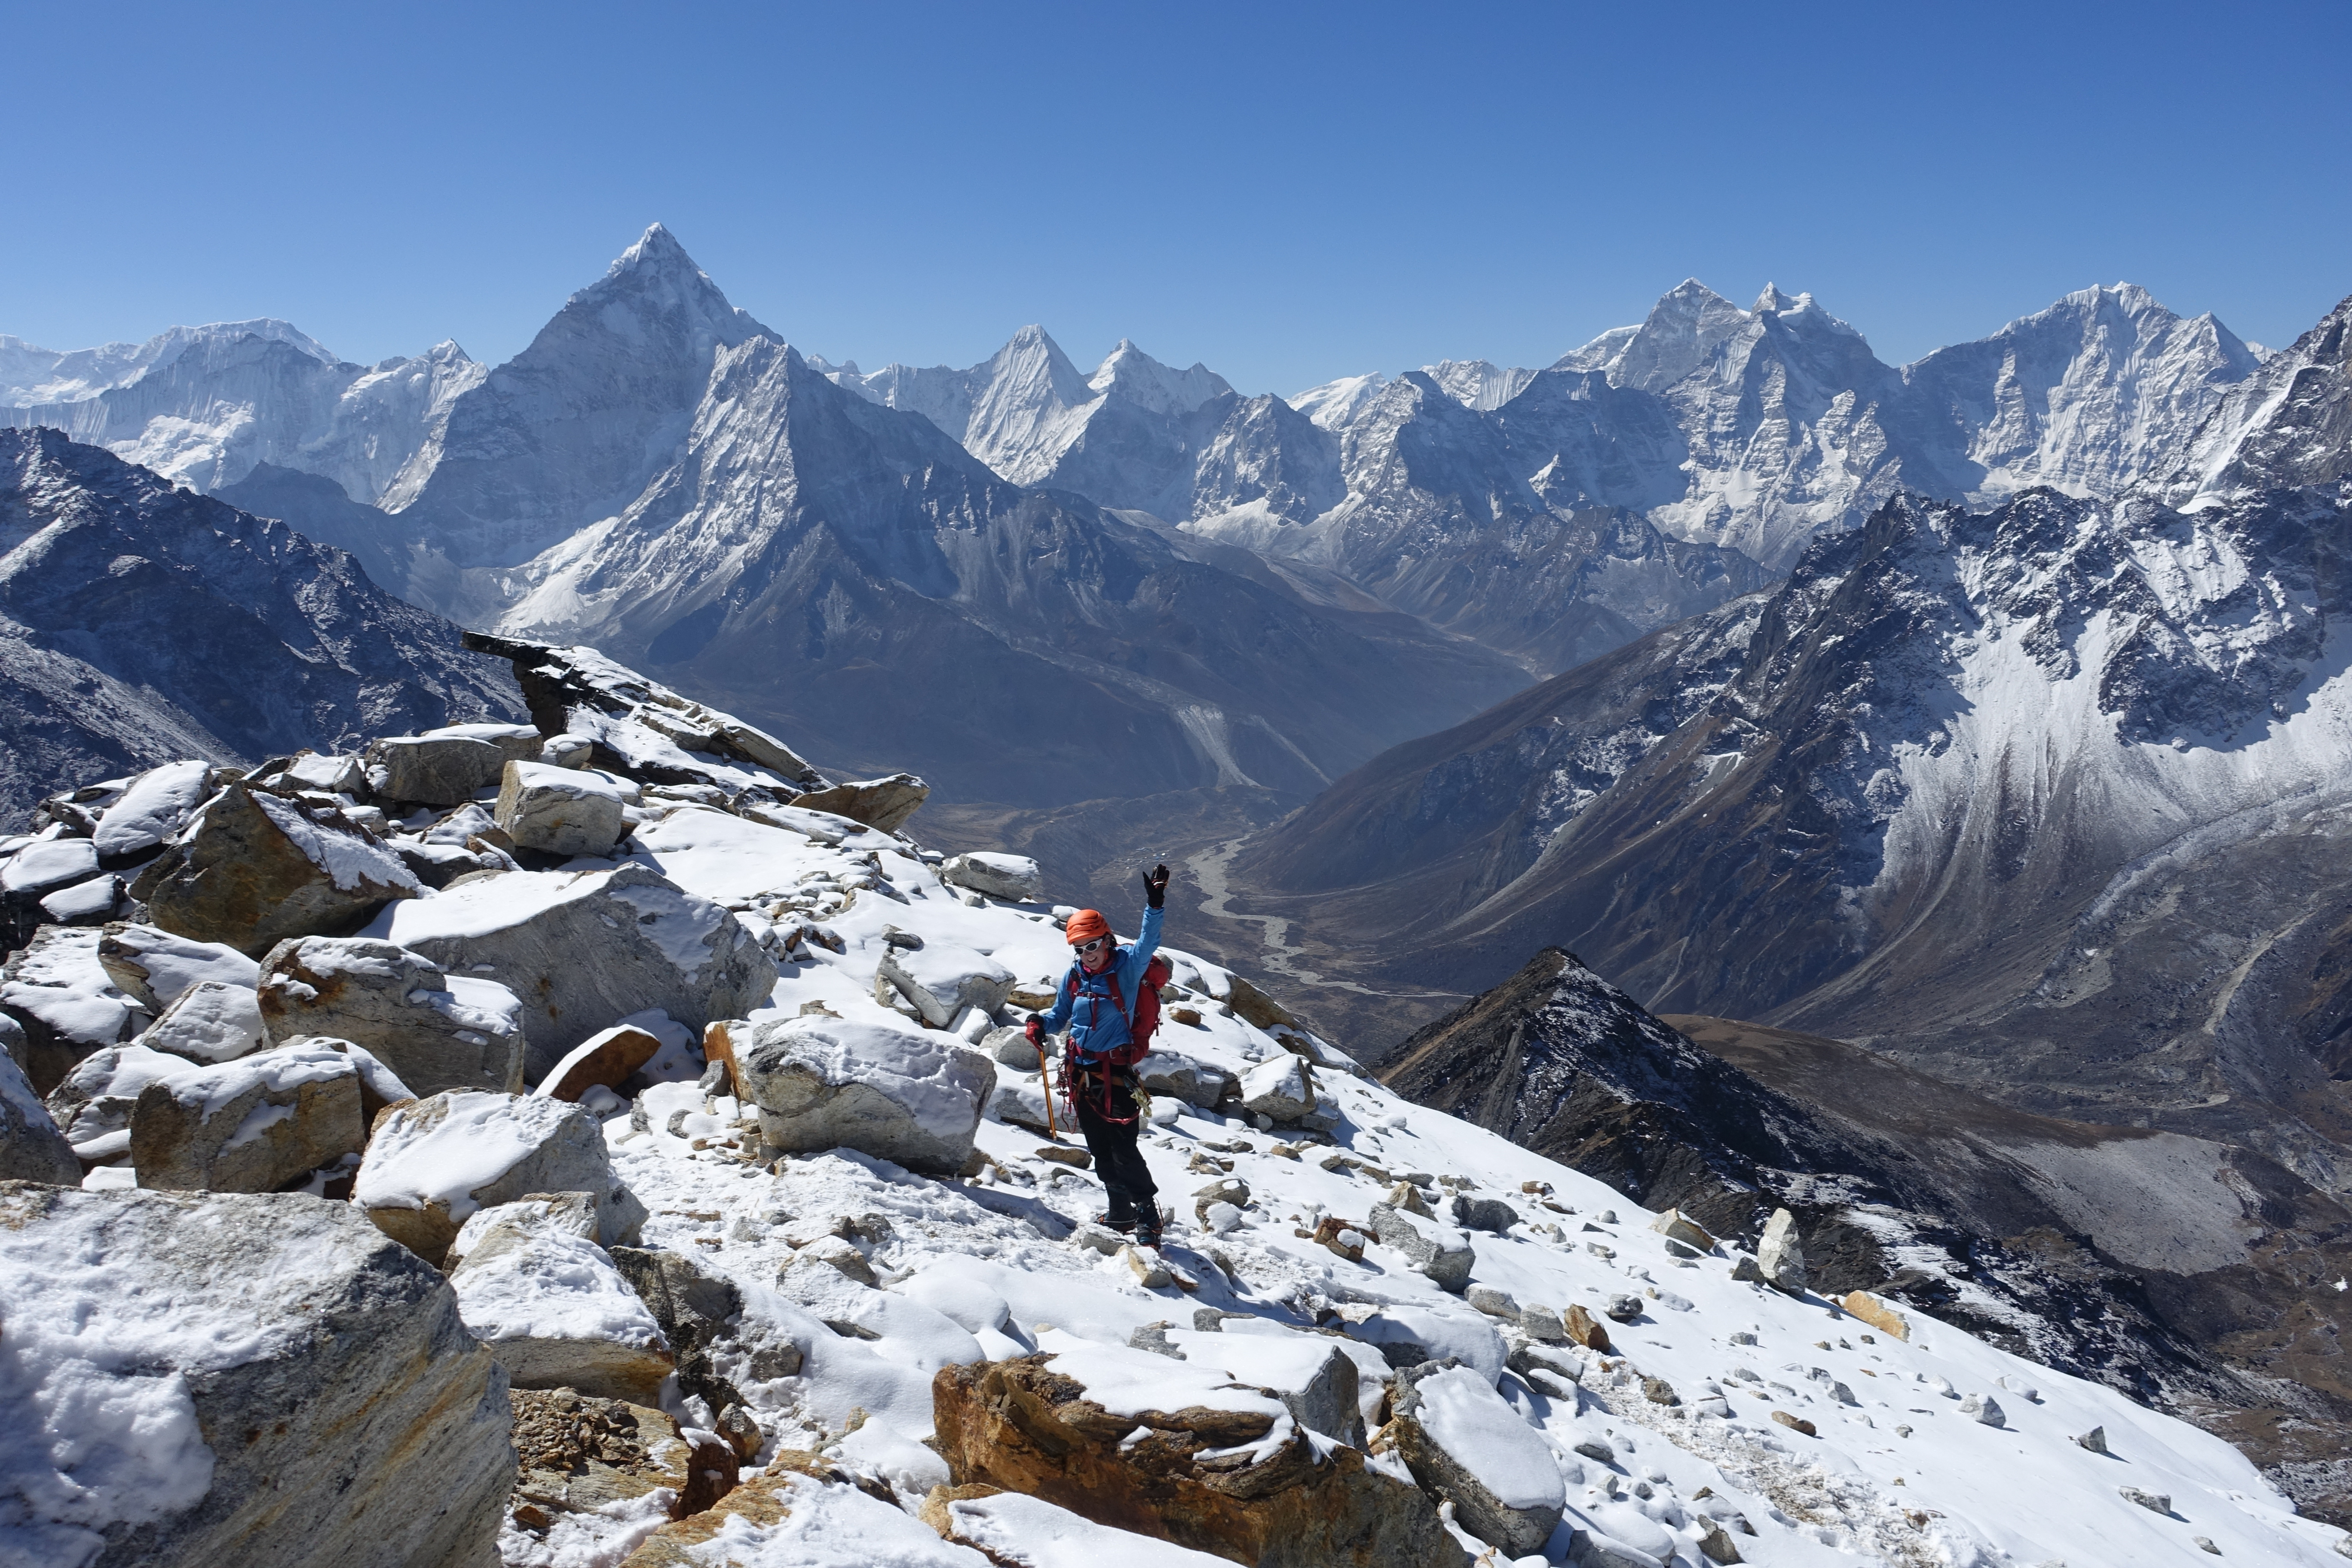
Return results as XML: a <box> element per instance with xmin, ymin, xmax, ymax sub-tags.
<box><xmin>1608</xmin><ymin>279</ymin><xmax>1752</xmax><ymax>393</ymax></box>
<box><xmin>0</xmin><ymin>319</ymin><xmax>340</xmax><ymax>407</ymax></box>
<box><xmin>1085</xmin><ymin>338</ymin><xmax>1232</xmax><ymax>415</ymax></box>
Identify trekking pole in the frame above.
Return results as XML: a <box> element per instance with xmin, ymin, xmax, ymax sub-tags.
<box><xmin>1035</xmin><ymin>1035</ymin><xmax>1059</xmax><ymax>1141</ymax></box>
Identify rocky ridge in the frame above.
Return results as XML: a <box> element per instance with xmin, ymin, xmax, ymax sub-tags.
<box><xmin>0</xmin><ymin>426</ymin><xmax>523</xmax><ymax>833</ymax></box>
<box><xmin>4</xmin><ymin>639</ymin><xmax>2343</xmax><ymax>1567</ymax></box>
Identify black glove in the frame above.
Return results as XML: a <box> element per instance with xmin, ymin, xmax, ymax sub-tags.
<box><xmin>1142</xmin><ymin>862</ymin><xmax>1170</xmax><ymax>909</ymax></box>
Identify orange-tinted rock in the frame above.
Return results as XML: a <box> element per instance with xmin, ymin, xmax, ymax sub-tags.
<box><xmin>1563</xmin><ymin>1303</ymin><xmax>1612</xmax><ymax>1354</ymax></box>
<box><xmin>932</xmin><ymin>1356</ymin><xmax>1466</xmax><ymax>1568</ymax></box>
<box><xmin>538</xmin><ymin>1024</ymin><xmax>662</xmax><ymax>1101</ymax></box>
<box><xmin>1840</xmin><ymin>1289</ymin><xmax>1911</xmax><ymax>1341</ymax></box>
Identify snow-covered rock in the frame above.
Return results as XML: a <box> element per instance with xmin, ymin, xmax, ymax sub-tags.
<box><xmin>2</xmin><ymin>836</ymin><xmax>98</xmax><ymax>897</ymax></box>
<box><xmin>0</xmin><ymin>1182</ymin><xmax>510</xmax><ymax>1568</ymax></box>
<box><xmin>1240</xmin><ymin>1053</ymin><xmax>1316</xmax><ymax>1124</ymax></box>
<box><xmin>256</xmin><ymin>935</ymin><xmax>526</xmax><ymax>1096</ymax></box>
<box><xmin>140</xmin><ymin>977</ymin><xmax>266</xmax><ymax>1065</ymax></box>
<box><xmin>0</xmin><ymin>1044</ymin><xmax>79</xmax><ymax>1183</ymax></box>
<box><xmin>353</xmin><ymin>1089</ymin><xmax>633</xmax><ymax>1265</ymax></box>
<box><xmin>128</xmin><ymin>1039</ymin><xmax>365</xmax><ymax>1192</ymax></box>
<box><xmin>494</xmin><ymin>758</ymin><xmax>629</xmax><ymax>855</ymax></box>
<box><xmin>95</xmin><ymin>922</ymin><xmax>258</xmax><ymax>1012</ymax></box>
<box><xmin>92</xmin><ymin>759</ymin><xmax>213</xmax><ymax>861</ymax></box>
<box><xmin>937</xmin><ymin>852</ymin><xmax>1044</xmax><ymax>903</ymax></box>
<box><xmin>876</xmin><ymin>939</ymin><xmax>1015</xmax><ymax>1029</ymax></box>
<box><xmin>1385</xmin><ymin>1361</ymin><xmax>1566</xmax><ymax>1555</ymax></box>
<box><xmin>448</xmin><ymin>1205</ymin><xmax>673</xmax><ymax>1403</ymax></box>
<box><xmin>1</xmin><ymin>925</ymin><xmax>147</xmax><ymax>1093</ymax></box>
<box><xmin>367</xmin><ymin>863</ymin><xmax>773</xmax><ymax>1081</ymax></box>
<box><xmin>140</xmin><ymin>781</ymin><xmax>422</xmax><ymax>956</ymax></box>
<box><xmin>736</xmin><ymin>1014</ymin><xmax>994</xmax><ymax>1175</ymax></box>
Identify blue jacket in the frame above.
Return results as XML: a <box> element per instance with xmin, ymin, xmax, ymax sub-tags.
<box><xmin>1041</xmin><ymin>905</ymin><xmax>1164</xmax><ymax>1063</ymax></box>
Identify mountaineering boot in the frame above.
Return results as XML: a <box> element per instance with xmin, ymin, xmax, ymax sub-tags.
<box><xmin>1093</xmin><ymin>1211</ymin><xmax>1136</xmax><ymax>1234</ymax></box>
<box><xmin>1133</xmin><ymin>1209</ymin><xmax>1165</xmax><ymax>1249</ymax></box>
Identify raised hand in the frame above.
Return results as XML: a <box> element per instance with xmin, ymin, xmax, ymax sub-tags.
<box><xmin>1142</xmin><ymin>862</ymin><xmax>1170</xmax><ymax>909</ymax></box>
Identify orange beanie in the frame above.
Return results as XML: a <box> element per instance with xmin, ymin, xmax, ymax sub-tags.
<box><xmin>1064</xmin><ymin>908</ymin><xmax>1112</xmax><ymax>946</ymax></box>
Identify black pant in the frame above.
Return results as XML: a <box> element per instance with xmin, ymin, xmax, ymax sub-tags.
<box><xmin>1074</xmin><ymin>1073</ymin><xmax>1158</xmax><ymax>1226</ymax></box>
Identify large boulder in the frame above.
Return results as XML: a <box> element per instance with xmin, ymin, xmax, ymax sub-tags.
<box><xmin>448</xmin><ymin>1205</ymin><xmax>674</xmax><ymax>1403</ymax></box>
<box><xmin>1757</xmin><ymin>1207</ymin><xmax>1808</xmax><ymax>1293</ymax></box>
<box><xmin>933</xmin><ymin>1352</ymin><xmax>1465</xmax><ymax>1568</ymax></box>
<box><xmin>1</xmin><ymin>836</ymin><xmax>99</xmax><ymax>898</ymax></box>
<box><xmin>95</xmin><ymin>922</ymin><xmax>258</xmax><ymax>1012</ymax></box>
<box><xmin>789</xmin><ymin>773</ymin><xmax>929</xmax><ymax>835</ymax></box>
<box><xmin>1381</xmin><ymin>1363</ymin><xmax>1565</xmax><ymax>1557</ymax></box>
<box><xmin>1240</xmin><ymin>1054</ymin><xmax>1317</xmax><ymax>1124</ymax></box>
<box><xmin>92</xmin><ymin>760</ymin><xmax>214</xmax><ymax>861</ymax></box>
<box><xmin>257</xmin><ymin>936</ymin><xmax>527</xmax><ymax>1096</ymax></box>
<box><xmin>876</xmin><ymin>940</ymin><xmax>1016</xmax><ymax>1029</ymax></box>
<box><xmin>536</xmin><ymin>1023</ymin><xmax>663</xmax><ymax>1101</ymax></box>
<box><xmin>938</xmin><ymin>853</ymin><xmax>1044</xmax><ymax>903</ymax></box>
<box><xmin>129</xmin><ymin>1041</ymin><xmax>366</xmax><ymax>1193</ymax></box>
<box><xmin>1138</xmin><ymin>1048</ymin><xmax>1237</xmax><ymax>1110</ymax></box>
<box><xmin>0</xmin><ymin>1181</ymin><xmax>511</xmax><ymax>1568</ymax></box>
<box><xmin>140</xmin><ymin>980</ymin><xmax>266</xmax><ymax>1065</ymax></box>
<box><xmin>2</xmin><ymin>925</ymin><xmax>148</xmax><ymax>1095</ymax></box>
<box><xmin>366</xmin><ymin>864</ymin><xmax>775</xmax><ymax>1081</ymax></box>
<box><xmin>0</xmin><ymin>1049</ymin><xmax>80</xmax><ymax>1184</ymax></box>
<box><xmin>493</xmin><ymin>760</ymin><xmax>630</xmax><ymax>856</ymax></box>
<box><xmin>139</xmin><ymin>782</ymin><xmax>421</xmax><ymax>956</ymax></box>
<box><xmin>365</xmin><ymin>733</ymin><xmax>508</xmax><ymax>805</ymax></box>
<box><xmin>1365</xmin><ymin>1204</ymin><xmax>1476</xmax><ymax>1294</ymax></box>
<box><xmin>736</xmin><ymin>1015</ymin><xmax>995</xmax><ymax>1176</ymax></box>
<box><xmin>353</xmin><ymin>1090</ymin><xmax>637</xmax><ymax>1266</ymax></box>
<box><xmin>42</xmin><ymin>1043</ymin><xmax>193</xmax><ymax>1155</ymax></box>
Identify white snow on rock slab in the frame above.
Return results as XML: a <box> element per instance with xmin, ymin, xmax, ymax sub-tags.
<box><xmin>128</xmin><ymin>1040</ymin><xmax>365</xmax><ymax>1193</ymax></box>
<box><xmin>737</xmin><ymin>1014</ymin><xmax>995</xmax><ymax>1175</ymax></box>
<box><xmin>877</xmin><ymin>939</ymin><xmax>1015</xmax><ymax>1029</ymax></box>
<box><xmin>494</xmin><ymin>759</ymin><xmax>628</xmax><ymax>857</ymax></box>
<box><xmin>43</xmin><ymin>1042</ymin><xmax>196</xmax><ymax>1147</ymax></box>
<box><xmin>140</xmin><ymin>979</ymin><xmax>265</xmax><ymax>1065</ymax></box>
<box><xmin>0</xmin><ymin>1183</ymin><xmax>509</xmax><ymax>1568</ymax></box>
<box><xmin>938</xmin><ymin>1490</ymin><xmax>1234</xmax><ymax>1567</ymax></box>
<box><xmin>0</xmin><ymin>836</ymin><xmax>98</xmax><ymax>895</ymax></box>
<box><xmin>1390</xmin><ymin>1362</ymin><xmax>1565</xmax><ymax>1555</ymax></box>
<box><xmin>353</xmin><ymin>1089</ymin><xmax>632</xmax><ymax>1265</ymax></box>
<box><xmin>365</xmin><ymin>863</ymin><xmax>774</xmax><ymax>1080</ymax></box>
<box><xmin>938</xmin><ymin>852</ymin><xmax>1044</xmax><ymax>903</ymax></box>
<box><xmin>2</xmin><ymin>925</ymin><xmax>146</xmax><ymax>1090</ymax></box>
<box><xmin>96</xmin><ymin>923</ymin><xmax>258</xmax><ymax>1011</ymax></box>
<box><xmin>448</xmin><ymin>1217</ymin><xmax>672</xmax><ymax>1404</ymax></box>
<box><xmin>92</xmin><ymin>760</ymin><xmax>213</xmax><ymax>860</ymax></box>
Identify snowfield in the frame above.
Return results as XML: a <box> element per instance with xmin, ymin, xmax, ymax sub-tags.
<box><xmin>394</xmin><ymin>792</ymin><xmax>2352</xmax><ymax>1568</ymax></box>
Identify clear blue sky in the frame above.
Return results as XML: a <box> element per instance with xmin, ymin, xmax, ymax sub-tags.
<box><xmin>8</xmin><ymin>1</ymin><xmax>2348</xmax><ymax>394</ymax></box>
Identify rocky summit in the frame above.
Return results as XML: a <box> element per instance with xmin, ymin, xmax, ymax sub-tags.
<box><xmin>4</xmin><ymin>633</ymin><xmax>2350</xmax><ymax>1568</ymax></box>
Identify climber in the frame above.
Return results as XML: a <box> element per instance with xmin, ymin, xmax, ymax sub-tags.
<box><xmin>1028</xmin><ymin>863</ymin><xmax>1171</xmax><ymax>1245</ymax></box>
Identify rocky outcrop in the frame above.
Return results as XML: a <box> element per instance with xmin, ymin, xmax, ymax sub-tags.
<box><xmin>737</xmin><ymin>1015</ymin><xmax>994</xmax><ymax>1175</ymax></box>
<box><xmin>448</xmin><ymin>1205</ymin><xmax>674</xmax><ymax>1403</ymax></box>
<box><xmin>364</xmin><ymin>733</ymin><xmax>508</xmax><ymax>806</ymax></box>
<box><xmin>353</xmin><ymin>1090</ymin><xmax>635</xmax><ymax>1265</ymax></box>
<box><xmin>256</xmin><ymin>935</ymin><xmax>526</xmax><ymax>1096</ymax></box>
<box><xmin>366</xmin><ymin>864</ymin><xmax>773</xmax><ymax>1080</ymax></box>
<box><xmin>0</xmin><ymin>1048</ymin><xmax>79</xmax><ymax>1183</ymax></box>
<box><xmin>932</xmin><ymin>1354</ymin><xmax>1465</xmax><ymax>1568</ymax></box>
<box><xmin>139</xmin><ymin>781</ymin><xmax>421</xmax><ymax>956</ymax></box>
<box><xmin>0</xmin><ymin>1180</ymin><xmax>511</xmax><ymax>1568</ymax></box>
<box><xmin>938</xmin><ymin>852</ymin><xmax>1043</xmax><ymax>902</ymax></box>
<box><xmin>494</xmin><ymin>760</ymin><xmax>629</xmax><ymax>855</ymax></box>
<box><xmin>1379</xmin><ymin>1363</ymin><xmax>1565</xmax><ymax>1556</ymax></box>
<box><xmin>789</xmin><ymin>774</ymin><xmax>929</xmax><ymax>835</ymax></box>
<box><xmin>129</xmin><ymin>1041</ymin><xmax>365</xmax><ymax>1192</ymax></box>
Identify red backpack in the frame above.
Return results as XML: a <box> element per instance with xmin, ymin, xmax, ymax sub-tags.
<box><xmin>1062</xmin><ymin>954</ymin><xmax>1171</xmax><ymax>1067</ymax></box>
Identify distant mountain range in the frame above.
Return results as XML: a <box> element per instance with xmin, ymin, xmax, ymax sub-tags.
<box><xmin>1225</xmin><ymin>291</ymin><xmax>2352</xmax><ymax>1195</ymax></box>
